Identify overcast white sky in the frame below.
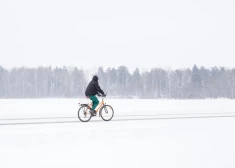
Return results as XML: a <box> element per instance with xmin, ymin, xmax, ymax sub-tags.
<box><xmin>0</xmin><ymin>0</ymin><xmax>235</xmax><ymax>71</ymax></box>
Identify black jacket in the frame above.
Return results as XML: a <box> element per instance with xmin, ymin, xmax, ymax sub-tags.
<box><xmin>85</xmin><ymin>76</ymin><xmax>104</xmax><ymax>96</ymax></box>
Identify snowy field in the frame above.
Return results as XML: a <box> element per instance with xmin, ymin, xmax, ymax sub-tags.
<box><xmin>0</xmin><ymin>98</ymin><xmax>235</xmax><ymax>168</ymax></box>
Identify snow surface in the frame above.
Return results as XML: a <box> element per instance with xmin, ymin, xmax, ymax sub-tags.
<box><xmin>0</xmin><ymin>98</ymin><xmax>235</xmax><ymax>168</ymax></box>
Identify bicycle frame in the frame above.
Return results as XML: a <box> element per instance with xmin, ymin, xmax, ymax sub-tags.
<box><xmin>88</xmin><ymin>97</ymin><xmax>105</xmax><ymax>113</ymax></box>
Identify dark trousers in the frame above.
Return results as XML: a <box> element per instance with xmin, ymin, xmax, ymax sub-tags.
<box><xmin>89</xmin><ymin>95</ymin><xmax>99</xmax><ymax>110</ymax></box>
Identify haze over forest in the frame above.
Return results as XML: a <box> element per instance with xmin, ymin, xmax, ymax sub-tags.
<box><xmin>0</xmin><ymin>65</ymin><xmax>234</xmax><ymax>99</ymax></box>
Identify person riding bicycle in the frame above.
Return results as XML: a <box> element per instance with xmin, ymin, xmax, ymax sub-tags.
<box><xmin>85</xmin><ymin>75</ymin><xmax>106</xmax><ymax>116</ymax></box>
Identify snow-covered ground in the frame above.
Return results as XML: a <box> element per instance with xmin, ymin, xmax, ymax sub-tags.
<box><xmin>0</xmin><ymin>98</ymin><xmax>235</xmax><ymax>168</ymax></box>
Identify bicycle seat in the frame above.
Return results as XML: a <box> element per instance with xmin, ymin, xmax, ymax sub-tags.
<box><xmin>80</xmin><ymin>104</ymin><xmax>89</xmax><ymax>107</ymax></box>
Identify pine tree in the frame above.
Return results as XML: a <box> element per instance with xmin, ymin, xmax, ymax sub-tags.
<box><xmin>191</xmin><ymin>65</ymin><xmax>202</xmax><ymax>98</ymax></box>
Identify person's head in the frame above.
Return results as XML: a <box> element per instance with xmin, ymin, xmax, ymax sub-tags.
<box><xmin>92</xmin><ymin>75</ymin><xmax>99</xmax><ymax>81</ymax></box>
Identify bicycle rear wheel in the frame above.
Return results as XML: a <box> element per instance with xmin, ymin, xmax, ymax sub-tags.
<box><xmin>78</xmin><ymin>106</ymin><xmax>92</xmax><ymax>122</ymax></box>
<box><xmin>100</xmin><ymin>105</ymin><xmax>114</xmax><ymax>121</ymax></box>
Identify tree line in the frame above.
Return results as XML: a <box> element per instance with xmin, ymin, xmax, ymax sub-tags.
<box><xmin>0</xmin><ymin>65</ymin><xmax>235</xmax><ymax>99</ymax></box>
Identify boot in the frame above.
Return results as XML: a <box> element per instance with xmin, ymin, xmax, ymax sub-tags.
<box><xmin>90</xmin><ymin>110</ymin><xmax>97</xmax><ymax>116</ymax></box>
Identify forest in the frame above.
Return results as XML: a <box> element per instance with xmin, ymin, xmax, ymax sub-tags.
<box><xmin>0</xmin><ymin>65</ymin><xmax>235</xmax><ymax>99</ymax></box>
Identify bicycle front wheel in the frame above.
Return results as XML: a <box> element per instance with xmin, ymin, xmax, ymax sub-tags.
<box><xmin>100</xmin><ymin>105</ymin><xmax>114</xmax><ymax>121</ymax></box>
<box><xmin>78</xmin><ymin>106</ymin><xmax>92</xmax><ymax>122</ymax></box>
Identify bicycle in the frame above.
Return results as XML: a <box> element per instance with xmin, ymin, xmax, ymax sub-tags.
<box><xmin>78</xmin><ymin>94</ymin><xmax>114</xmax><ymax>122</ymax></box>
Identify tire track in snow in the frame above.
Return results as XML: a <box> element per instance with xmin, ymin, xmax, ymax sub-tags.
<box><xmin>1</xmin><ymin>112</ymin><xmax>235</xmax><ymax>121</ymax></box>
<box><xmin>1</xmin><ymin>114</ymin><xmax>235</xmax><ymax>126</ymax></box>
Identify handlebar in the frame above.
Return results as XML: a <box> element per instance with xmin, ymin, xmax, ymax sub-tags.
<box><xmin>97</xmin><ymin>93</ymin><xmax>107</xmax><ymax>97</ymax></box>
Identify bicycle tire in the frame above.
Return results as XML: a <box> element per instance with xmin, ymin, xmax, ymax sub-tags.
<box><xmin>99</xmin><ymin>105</ymin><xmax>114</xmax><ymax>121</ymax></box>
<box><xmin>78</xmin><ymin>106</ymin><xmax>92</xmax><ymax>122</ymax></box>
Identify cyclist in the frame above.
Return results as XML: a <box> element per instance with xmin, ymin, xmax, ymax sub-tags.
<box><xmin>85</xmin><ymin>75</ymin><xmax>105</xmax><ymax>116</ymax></box>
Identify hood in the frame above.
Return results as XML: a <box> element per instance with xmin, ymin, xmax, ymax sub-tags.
<box><xmin>92</xmin><ymin>75</ymin><xmax>99</xmax><ymax>81</ymax></box>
